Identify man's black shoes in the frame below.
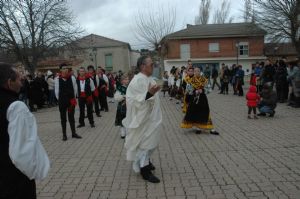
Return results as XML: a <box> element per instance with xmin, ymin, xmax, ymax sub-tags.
<box><xmin>72</xmin><ymin>133</ymin><xmax>82</xmax><ymax>139</ymax></box>
<box><xmin>77</xmin><ymin>124</ymin><xmax>85</xmax><ymax>128</ymax></box>
<box><xmin>140</xmin><ymin>165</ymin><xmax>160</xmax><ymax>183</ymax></box>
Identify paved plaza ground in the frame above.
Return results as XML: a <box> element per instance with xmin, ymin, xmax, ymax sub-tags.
<box><xmin>36</xmin><ymin>89</ymin><xmax>300</xmax><ymax>199</ymax></box>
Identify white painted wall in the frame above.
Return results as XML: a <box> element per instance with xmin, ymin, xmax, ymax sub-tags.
<box><xmin>62</xmin><ymin>46</ymin><xmax>134</xmax><ymax>73</ymax></box>
<box><xmin>130</xmin><ymin>51</ymin><xmax>140</xmax><ymax>69</ymax></box>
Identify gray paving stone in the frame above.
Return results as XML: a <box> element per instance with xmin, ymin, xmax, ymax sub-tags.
<box><xmin>35</xmin><ymin>89</ymin><xmax>300</xmax><ymax>198</ymax></box>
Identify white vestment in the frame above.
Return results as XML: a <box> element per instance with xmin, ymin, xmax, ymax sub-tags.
<box><xmin>122</xmin><ymin>73</ymin><xmax>162</xmax><ymax>172</ymax></box>
<box><xmin>7</xmin><ymin>101</ymin><xmax>50</xmax><ymax>181</ymax></box>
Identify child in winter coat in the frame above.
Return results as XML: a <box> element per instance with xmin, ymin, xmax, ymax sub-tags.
<box><xmin>114</xmin><ymin>74</ymin><xmax>129</xmax><ymax>139</ymax></box>
<box><xmin>246</xmin><ymin>85</ymin><xmax>260</xmax><ymax>119</ymax></box>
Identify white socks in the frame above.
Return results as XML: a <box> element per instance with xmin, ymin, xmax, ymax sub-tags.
<box><xmin>120</xmin><ymin>127</ymin><xmax>126</xmax><ymax>137</ymax></box>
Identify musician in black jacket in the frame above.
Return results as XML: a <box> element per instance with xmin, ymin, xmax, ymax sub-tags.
<box><xmin>55</xmin><ymin>63</ymin><xmax>82</xmax><ymax>141</ymax></box>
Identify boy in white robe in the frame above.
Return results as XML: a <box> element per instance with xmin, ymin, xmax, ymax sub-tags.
<box><xmin>122</xmin><ymin>56</ymin><xmax>162</xmax><ymax>183</ymax></box>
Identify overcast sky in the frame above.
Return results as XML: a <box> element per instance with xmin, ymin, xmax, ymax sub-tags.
<box><xmin>68</xmin><ymin>0</ymin><xmax>244</xmax><ymax>50</ymax></box>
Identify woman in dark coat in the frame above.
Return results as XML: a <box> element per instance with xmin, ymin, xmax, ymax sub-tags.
<box><xmin>274</xmin><ymin>60</ymin><xmax>288</xmax><ymax>103</ymax></box>
<box><xmin>258</xmin><ymin>83</ymin><xmax>277</xmax><ymax>117</ymax></box>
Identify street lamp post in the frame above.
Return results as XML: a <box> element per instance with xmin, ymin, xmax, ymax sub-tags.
<box><xmin>235</xmin><ymin>42</ymin><xmax>239</xmax><ymax>65</ymax></box>
<box><xmin>92</xmin><ymin>48</ymin><xmax>97</xmax><ymax>67</ymax></box>
<box><xmin>274</xmin><ymin>46</ymin><xmax>279</xmax><ymax>62</ymax></box>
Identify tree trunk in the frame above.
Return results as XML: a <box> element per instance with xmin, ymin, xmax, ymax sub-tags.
<box><xmin>160</xmin><ymin>54</ymin><xmax>165</xmax><ymax>78</ymax></box>
<box><xmin>295</xmin><ymin>42</ymin><xmax>300</xmax><ymax>60</ymax></box>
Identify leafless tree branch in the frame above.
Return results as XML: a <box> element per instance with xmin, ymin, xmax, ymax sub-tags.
<box><xmin>133</xmin><ymin>2</ymin><xmax>176</xmax><ymax>50</ymax></box>
<box><xmin>212</xmin><ymin>0</ymin><xmax>234</xmax><ymax>24</ymax></box>
<box><xmin>253</xmin><ymin>0</ymin><xmax>300</xmax><ymax>58</ymax></box>
<box><xmin>195</xmin><ymin>0</ymin><xmax>211</xmax><ymax>25</ymax></box>
<box><xmin>0</xmin><ymin>0</ymin><xmax>84</xmax><ymax>74</ymax></box>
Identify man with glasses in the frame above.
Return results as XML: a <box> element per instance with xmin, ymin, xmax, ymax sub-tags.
<box><xmin>123</xmin><ymin>55</ymin><xmax>162</xmax><ymax>183</ymax></box>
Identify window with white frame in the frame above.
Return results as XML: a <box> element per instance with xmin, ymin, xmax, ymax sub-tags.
<box><xmin>209</xmin><ymin>43</ymin><xmax>220</xmax><ymax>52</ymax></box>
<box><xmin>239</xmin><ymin>42</ymin><xmax>249</xmax><ymax>56</ymax></box>
<box><xmin>180</xmin><ymin>44</ymin><xmax>190</xmax><ymax>60</ymax></box>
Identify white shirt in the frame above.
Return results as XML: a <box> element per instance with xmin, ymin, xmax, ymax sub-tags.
<box><xmin>91</xmin><ymin>75</ymin><xmax>100</xmax><ymax>87</ymax></box>
<box><xmin>80</xmin><ymin>80</ymin><xmax>85</xmax><ymax>92</ymax></box>
<box><xmin>78</xmin><ymin>78</ymin><xmax>95</xmax><ymax>93</ymax></box>
<box><xmin>175</xmin><ymin>78</ymin><xmax>181</xmax><ymax>87</ymax></box>
<box><xmin>114</xmin><ymin>90</ymin><xmax>125</xmax><ymax>102</ymax></box>
<box><xmin>7</xmin><ymin>101</ymin><xmax>50</xmax><ymax>180</ymax></box>
<box><xmin>47</xmin><ymin>78</ymin><xmax>55</xmax><ymax>90</ymax></box>
<box><xmin>102</xmin><ymin>74</ymin><xmax>109</xmax><ymax>85</ymax></box>
<box><xmin>54</xmin><ymin>76</ymin><xmax>78</xmax><ymax>99</ymax></box>
<box><xmin>168</xmin><ymin>75</ymin><xmax>175</xmax><ymax>87</ymax></box>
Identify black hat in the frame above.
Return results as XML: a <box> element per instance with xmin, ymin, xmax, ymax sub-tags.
<box><xmin>59</xmin><ymin>63</ymin><xmax>68</xmax><ymax>70</ymax></box>
<box><xmin>87</xmin><ymin>65</ymin><xmax>95</xmax><ymax>71</ymax></box>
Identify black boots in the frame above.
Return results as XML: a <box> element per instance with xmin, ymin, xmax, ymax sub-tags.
<box><xmin>71</xmin><ymin>122</ymin><xmax>82</xmax><ymax>139</ymax></box>
<box><xmin>258</xmin><ymin>112</ymin><xmax>266</xmax><ymax>116</ymax></box>
<box><xmin>269</xmin><ymin>111</ymin><xmax>275</xmax><ymax>117</ymax></box>
<box><xmin>77</xmin><ymin>124</ymin><xmax>85</xmax><ymax>128</ymax></box>
<box><xmin>140</xmin><ymin>164</ymin><xmax>160</xmax><ymax>183</ymax></box>
<box><xmin>72</xmin><ymin>133</ymin><xmax>82</xmax><ymax>139</ymax></box>
<box><xmin>149</xmin><ymin>161</ymin><xmax>155</xmax><ymax>170</ymax></box>
<box><xmin>62</xmin><ymin>122</ymin><xmax>67</xmax><ymax>141</ymax></box>
<box><xmin>210</xmin><ymin>130</ymin><xmax>219</xmax><ymax>135</ymax></box>
<box><xmin>62</xmin><ymin>121</ymin><xmax>82</xmax><ymax>141</ymax></box>
<box><xmin>62</xmin><ymin>134</ymin><xmax>67</xmax><ymax>141</ymax></box>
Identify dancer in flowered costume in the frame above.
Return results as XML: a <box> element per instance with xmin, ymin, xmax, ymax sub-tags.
<box><xmin>181</xmin><ymin>67</ymin><xmax>219</xmax><ymax>135</ymax></box>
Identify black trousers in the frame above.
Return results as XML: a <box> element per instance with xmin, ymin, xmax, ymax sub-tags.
<box><xmin>99</xmin><ymin>92</ymin><xmax>108</xmax><ymax>111</ymax></box>
<box><xmin>257</xmin><ymin>85</ymin><xmax>263</xmax><ymax>93</ymax></box>
<box><xmin>223</xmin><ymin>82</ymin><xmax>229</xmax><ymax>94</ymax></box>
<box><xmin>276</xmin><ymin>83</ymin><xmax>288</xmax><ymax>102</ymax></box>
<box><xmin>248</xmin><ymin>106</ymin><xmax>257</xmax><ymax>114</ymax></box>
<box><xmin>59</xmin><ymin>104</ymin><xmax>76</xmax><ymax>136</ymax></box>
<box><xmin>93</xmin><ymin>95</ymin><xmax>100</xmax><ymax>115</ymax></box>
<box><xmin>79</xmin><ymin>97</ymin><xmax>94</xmax><ymax>125</ymax></box>
<box><xmin>212</xmin><ymin>78</ymin><xmax>220</xmax><ymax>90</ymax></box>
<box><xmin>0</xmin><ymin>171</ymin><xmax>36</xmax><ymax>199</ymax></box>
<box><xmin>220</xmin><ymin>79</ymin><xmax>224</xmax><ymax>93</ymax></box>
<box><xmin>237</xmin><ymin>82</ymin><xmax>244</xmax><ymax>96</ymax></box>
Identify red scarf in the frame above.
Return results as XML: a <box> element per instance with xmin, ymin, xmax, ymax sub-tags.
<box><xmin>78</xmin><ymin>75</ymin><xmax>86</xmax><ymax>97</ymax></box>
<box><xmin>77</xmin><ymin>75</ymin><xmax>86</xmax><ymax>81</ymax></box>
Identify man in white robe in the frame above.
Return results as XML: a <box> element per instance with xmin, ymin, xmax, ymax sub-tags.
<box><xmin>122</xmin><ymin>56</ymin><xmax>162</xmax><ymax>183</ymax></box>
<box><xmin>0</xmin><ymin>63</ymin><xmax>50</xmax><ymax>198</ymax></box>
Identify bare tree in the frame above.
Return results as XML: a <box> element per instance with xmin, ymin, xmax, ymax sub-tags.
<box><xmin>195</xmin><ymin>0</ymin><xmax>211</xmax><ymax>25</ymax></box>
<box><xmin>0</xmin><ymin>0</ymin><xmax>83</xmax><ymax>74</ymax></box>
<box><xmin>134</xmin><ymin>3</ymin><xmax>176</xmax><ymax>50</ymax></box>
<box><xmin>254</xmin><ymin>0</ymin><xmax>300</xmax><ymax>59</ymax></box>
<box><xmin>212</xmin><ymin>0</ymin><xmax>234</xmax><ymax>24</ymax></box>
<box><xmin>243</xmin><ymin>0</ymin><xmax>255</xmax><ymax>22</ymax></box>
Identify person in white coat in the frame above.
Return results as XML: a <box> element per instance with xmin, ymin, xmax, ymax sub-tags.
<box><xmin>122</xmin><ymin>56</ymin><xmax>162</xmax><ymax>183</ymax></box>
<box><xmin>0</xmin><ymin>63</ymin><xmax>50</xmax><ymax>198</ymax></box>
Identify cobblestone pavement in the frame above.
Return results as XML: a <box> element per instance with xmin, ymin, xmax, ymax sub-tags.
<box><xmin>36</xmin><ymin>89</ymin><xmax>300</xmax><ymax>199</ymax></box>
